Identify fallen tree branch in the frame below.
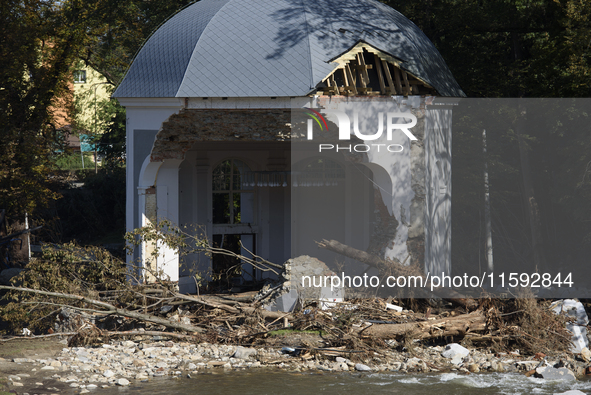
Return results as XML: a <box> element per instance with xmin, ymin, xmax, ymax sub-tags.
<box><xmin>105</xmin><ymin>330</ymin><xmax>199</xmax><ymax>340</ymax></box>
<box><xmin>171</xmin><ymin>292</ymin><xmax>293</xmax><ymax>321</ymax></box>
<box><xmin>0</xmin><ymin>285</ymin><xmax>205</xmax><ymax>333</ymax></box>
<box><xmin>0</xmin><ymin>332</ymin><xmax>77</xmax><ymax>342</ymax></box>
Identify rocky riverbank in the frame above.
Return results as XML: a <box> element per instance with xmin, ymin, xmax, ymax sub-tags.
<box><xmin>2</xmin><ymin>336</ymin><xmax>589</xmax><ymax>394</ymax></box>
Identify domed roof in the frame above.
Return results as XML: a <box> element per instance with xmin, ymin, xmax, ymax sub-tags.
<box><xmin>113</xmin><ymin>0</ymin><xmax>464</xmax><ymax>98</ymax></box>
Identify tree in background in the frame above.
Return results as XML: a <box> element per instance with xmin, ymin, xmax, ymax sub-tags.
<box><xmin>387</xmin><ymin>0</ymin><xmax>591</xmax><ymax>274</ymax></box>
<box><xmin>0</xmin><ymin>0</ymin><xmax>193</xmax><ymax>219</ymax></box>
<box><xmin>0</xmin><ymin>0</ymin><xmax>77</xmax><ymax>216</ymax></box>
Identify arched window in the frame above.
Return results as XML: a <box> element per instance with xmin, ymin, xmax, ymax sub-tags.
<box><xmin>212</xmin><ymin>159</ymin><xmax>254</xmax><ymax>224</ymax></box>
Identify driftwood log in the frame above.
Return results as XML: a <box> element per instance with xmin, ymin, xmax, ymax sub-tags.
<box><xmin>356</xmin><ymin>310</ymin><xmax>486</xmax><ymax>340</ymax></box>
<box><xmin>317</xmin><ymin>239</ymin><xmax>478</xmax><ymax>310</ymax></box>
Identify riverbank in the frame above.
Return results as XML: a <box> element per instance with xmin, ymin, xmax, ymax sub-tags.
<box><xmin>2</xmin><ymin>334</ymin><xmax>589</xmax><ymax>394</ymax></box>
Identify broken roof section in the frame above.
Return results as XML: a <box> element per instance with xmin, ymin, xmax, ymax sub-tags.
<box><xmin>113</xmin><ymin>0</ymin><xmax>465</xmax><ymax>98</ymax></box>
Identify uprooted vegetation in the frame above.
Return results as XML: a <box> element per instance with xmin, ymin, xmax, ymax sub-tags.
<box><xmin>0</xmin><ymin>223</ymin><xmax>577</xmax><ymax>356</ymax></box>
<box><xmin>0</xmin><ymin>242</ymin><xmax>575</xmax><ymax>357</ymax></box>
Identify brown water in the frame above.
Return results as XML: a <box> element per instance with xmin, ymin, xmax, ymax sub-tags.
<box><xmin>101</xmin><ymin>370</ymin><xmax>591</xmax><ymax>394</ymax></box>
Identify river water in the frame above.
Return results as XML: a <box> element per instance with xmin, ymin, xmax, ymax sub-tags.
<box><xmin>101</xmin><ymin>370</ymin><xmax>591</xmax><ymax>394</ymax></box>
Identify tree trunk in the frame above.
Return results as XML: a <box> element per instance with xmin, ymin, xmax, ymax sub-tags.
<box><xmin>356</xmin><ymin>310</ymin><xmax>486</xmax><ymax>339</ymax></box>
<box><xmin>516</xmin><ymin>102</ymin><xmax>547</xmax><ymax>272</ymax></box>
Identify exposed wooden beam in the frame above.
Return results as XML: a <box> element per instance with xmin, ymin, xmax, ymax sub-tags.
<box><xmin>345</xmin><ymin>64</ymin><xmax>357</xmax><ymax>95</ymax></box>
<box><xmin>381</xmin><ymin>59</ymin><xmax>397</xmax><ymax>95</ymax></box>
<box><xmin>401</xmin><ymin>70</ymin><xmax>411</xmax><ymax>96</ymax></box>
<box><xmin>393</xmin><ymin>65</ymin><xmax>403</xmax><ymax>95</ymax></box>
<box><xmin>356</xmin><ymin>53</ymin><xmax>371</xmax><ymax>88</ymax></box>
<box><xmin>373</xmin><ymin>54</ymin><xmax>387</xmax><ymax>94</ymax></box>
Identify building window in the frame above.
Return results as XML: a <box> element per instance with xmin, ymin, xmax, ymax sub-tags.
<box><xmin>212</xmin><ymin>159</ymin><xmax>254</xmax><ymax>224</ymax></box>
<box><xmin>73</xmin><ymin>70</ymin><xmax>86</xmax><ymax>84</ymax></box>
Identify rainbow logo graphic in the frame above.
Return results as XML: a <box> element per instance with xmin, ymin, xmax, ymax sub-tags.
<box><xmin>304</xmin><ymin>107</ymin><xmax>328</xmax><ymax>131</ymax></box>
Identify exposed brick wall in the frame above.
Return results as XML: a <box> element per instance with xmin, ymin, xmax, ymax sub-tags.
<box><xmin>151</xmin><ymin>109</ymin><xmax>291</xmax><ymax>162</ymax></box>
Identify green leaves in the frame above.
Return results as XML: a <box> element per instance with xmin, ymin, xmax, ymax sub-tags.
<box><xmin>385</xmin><ymin>0</ymin><xmax>591</xmax><ymax>98</ymax></box>
<box><xmin>0</xmin><ymin>0</ymin><xmax>192</xmax><ymax>217</ymax></box>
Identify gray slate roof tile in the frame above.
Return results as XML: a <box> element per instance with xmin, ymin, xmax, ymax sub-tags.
<box><xmin>113</xmin><ymin>0</ymin><xmax>464</xmax><ymax>99</ymax></box>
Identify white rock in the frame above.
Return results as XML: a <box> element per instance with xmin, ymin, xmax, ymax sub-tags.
<box><xmin>116</xmin><ymin>378</ymin><xmax>130</xmax><ymax>386</ymax></box>
<box><xmin>553</xmin><ymin>391</ymin><xmax>586</xmax><ymax>395</ymax></box>
<box><xmin>232</xmin><ymin>346</ymin><xmax>257</xmax><ymax>360</ymax></box>
<box><xmin>355</xmin><ymin>363</ymin><xmax>372</xmax><ymax>371</ymax></box>
<box><xmin>535</xmin><ymin>366</ymin><xmax>576</xmax><ymax>382</ymax></box>
<box><xmin>441</xmin><ymin>343</ymin><xmax>470</xmax><ymax>365</ymax></box>
<box><xmin>103</xmin><ymin>370</ymin><xmax>115</xmax><ymax>378</ymax></box>
<box><xmin>40</xmin><ymin>365</ymin><xmax>55</xmax><ymax>370</ymax></box>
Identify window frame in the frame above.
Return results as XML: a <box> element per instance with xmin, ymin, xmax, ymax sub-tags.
<box><xmin>73</xmin><ymin>70</ymin><xmax>87</xmax><ymax>84</ymax></box>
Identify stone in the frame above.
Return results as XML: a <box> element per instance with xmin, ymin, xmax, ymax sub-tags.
<box><xmin>553</xmin><ymin>391</ymin><xmax>586</xmax><ymax>395</ymax></box>
<box><xmin>468</xmin><ymin>363</ymin><xmax>480</xmax><ymax>373</ymax></box>
<box><xmin>103</xmin><ymin>370</ymin><xmax>115</xmax><ymax>378</ymax></box>
<box><xmin>187</xmin><ymin>363</ymin><xmax>197</xmax><ymax>370</ymax></box>
<box><xmin>40</xmin><ymin>366</ymin><xmax>55</xmax><ymax>370</ymax></box>
<box><xmin>290</xmin><ymin>256</ymin><xmax>338</xmax><ymax>298</ymax></box>
<box><xmin>581</xmin><ymin>347</ymin><xmax>591</xmax><ymax>362</ymax></box>
<box><xmin>0</xmin><ymin>268</ymin><xmax>23</xmax><ymax>285</ymax></box>
<box><xmin>232</xmin><ymin>346</ymin><xmax>257</xmax><ymax>360</ymax></box>
<box><xmin>116</xmin><ymin>378</ymin><xmax>130</xmax><ymax>386</ymax></box>
<box><xmin>133</xmin><ymin>359</ymin><xmax>146</xmax><ymax>367</ymax></box>
<box><xmin>535</xmin><ymin>366</ymin><xmax>576</xmax><ymax>382</ymax></box>
<box><xmin>355</xmin><ymin>363</ymin><xmax>372</xmax><ymax>371</ymax></box>
<box><xmin>406</xmin><ymin>357</ymin><xmax>422</xmax><ymax>370</ymax></box>
<box><xmin>441</xmin><ymin>343</ymin><xmax>469</xmax><ymax>365</ymax></box>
